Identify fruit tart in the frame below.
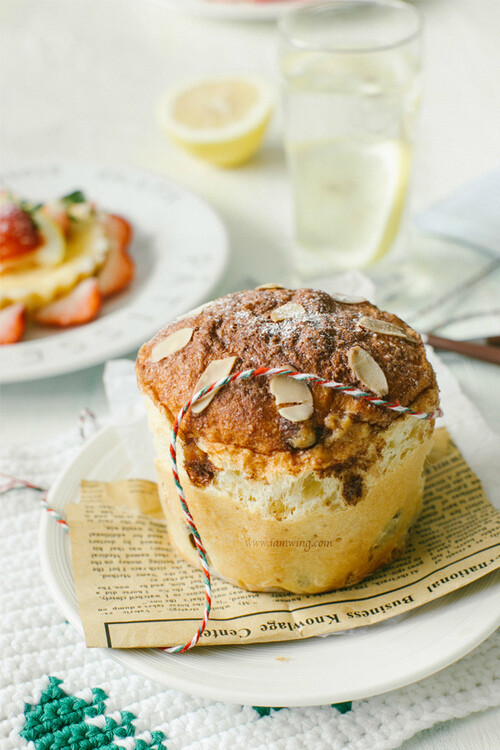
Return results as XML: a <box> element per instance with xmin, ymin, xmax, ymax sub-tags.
<box><xmin>0</xmin><ymin>190</ymin><xmax>134</xmax><ymax>344</ymax></box>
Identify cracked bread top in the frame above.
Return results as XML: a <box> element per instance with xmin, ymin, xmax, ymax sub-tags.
<box><xmin>136</xmin><ymin>287</ymin><xmax>438</xmax><ymax>472</ymax></box>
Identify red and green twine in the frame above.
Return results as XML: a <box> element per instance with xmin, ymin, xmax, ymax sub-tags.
<box><xmin>2</xmin><ymin>367</ymin><xmax>441</xmax><ymax>653</ymax></box>
<box><xmin>165</xmin><ymin>365</ymin><xmax>441</xmax><ymax>652</ymax></box>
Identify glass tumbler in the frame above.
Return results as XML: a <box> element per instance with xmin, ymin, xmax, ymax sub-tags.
<box><xmin>278</xmin><ymin>0</ymin><xmax>422</xmax><ymax>280</ymax></box>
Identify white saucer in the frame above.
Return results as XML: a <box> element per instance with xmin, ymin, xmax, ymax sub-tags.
<box><xmin>39</xmin><ymin>423</ymin><xmax>500</xmax><ymax>706</ymax></box>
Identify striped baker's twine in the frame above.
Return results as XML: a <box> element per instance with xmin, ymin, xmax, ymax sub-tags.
<box><xmin>0</xmin><ymin>409</ymin><xmax>98</xmax><ymax>526</ymax></box>
<box><xmin>1</xmin><ymin>369</ymin><xmax>441</xmax><ymax>654</ymax></box>
<box><xmin>165</xmin><ymin>365</ymin><xmax>441</xmax><ymax>652</ymax></box>
<box><xmin>40</xmin><ymin>492</ymin><xmax>69</xmax><ymax>527</ymax></box>
<box><xmin>0</xmin><ymin>472</ymin><xmax>68</xmax><ymax>527</ymax></box>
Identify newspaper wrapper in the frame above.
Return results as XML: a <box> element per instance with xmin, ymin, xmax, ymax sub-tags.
<box><xmin>66</xmin><ymin>427</ymin><xmax>500</xmax><ymax>649</ymax></box>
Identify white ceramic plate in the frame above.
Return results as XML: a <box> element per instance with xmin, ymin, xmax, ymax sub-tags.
<box><xmin>0</xmin><ymin>162</ymin><xmax>228</xmax><ymax>383</ymax></box>
<box><xmin>155</xmin><ymin>0</ymin><xmax>315</xmax><ymax>21</ymax></box>
<box><xmin>40</xmin><ymin>424</ymin><xmax>500</xmax><ymax>707</ymax></box>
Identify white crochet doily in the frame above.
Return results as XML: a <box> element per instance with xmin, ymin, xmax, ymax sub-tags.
<box><xmin>1</xmin><ymin>369</ymin><xmax>499</xmax><ymax>749</ymax></box>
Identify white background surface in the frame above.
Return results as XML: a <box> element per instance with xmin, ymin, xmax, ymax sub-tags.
<box><xmin>1</xmin><ymin>1</ymin><xmax>500</xmax><ymax>746</ymax></box>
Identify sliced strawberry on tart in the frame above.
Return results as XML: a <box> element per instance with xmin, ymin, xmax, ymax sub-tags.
<box><xmin>0</xmin><ymin>190</ymin><xmax>135</xmax><ymax>343</ymax></box>
<box><xmin>97</xmin><ymin>214</ymin><xmax>135</xmax><ymax>298</ymax></box>
<box><xmin>34</xmin><ymin>278</ymin><xmax>103</xmax><ymax>327</ymax></box>
<box><xmin>0</xmin><ymin>302</ymin><xmax>26</xmax><ymax>345</ymax></box>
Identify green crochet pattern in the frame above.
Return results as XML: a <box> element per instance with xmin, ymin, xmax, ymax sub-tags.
<box><xmin>20</xmin><ymin>674</ymin><xmax>351</xmax><ymax>748</ymax></box>
<box><xmin>21</xmin><ymin>676</ymin><xmax>166</xmax><ymax>749</ymax></box>
<box><xmin>253</xmin><ymin>702</ymin><xmax>352</xmax><ymax>717</ymax></box>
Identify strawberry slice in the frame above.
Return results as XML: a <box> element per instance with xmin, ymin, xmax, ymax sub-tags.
<box><xmin>0</xmin><ymin>203</ymin><xmax>41</xmax><ymax>261</ymax></box>
<box><xmin>107</xmin><ymin>213</ymin><xmax>133</xmax><ymax>247</ymax></box>
<box><xmin>0</xmin><ymin>303</ymin><xmax>26</xmax><ymax>344</ymax></box>
<box><xmin>34</xmin><ymin>278</ymin><xmax>102</xmax><ymax>327</ymax></box>
<box><xmin>97</xmin><ymin>214</ymin><xmax>135</xmax><ymax>298</ymax></box>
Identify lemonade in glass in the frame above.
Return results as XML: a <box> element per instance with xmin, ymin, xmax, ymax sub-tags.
<box><xmin>279</xmin><ymin>1</ymin><xmax>422</xmax><ymax>279</ymax></box>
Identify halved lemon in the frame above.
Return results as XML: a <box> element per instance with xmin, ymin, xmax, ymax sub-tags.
<box><xmin>156</xmin><ymin>75</ymin><xmax>274</xmax><ymax>167</ymax></box>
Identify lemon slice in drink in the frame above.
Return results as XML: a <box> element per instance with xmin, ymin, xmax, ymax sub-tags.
<box><xmin>157</xmin><ymin>75</ymin><xmax>274</xmax><ymax>167</ymax></box>
<box><xmin>289</xmin><ymin>137</ymin><xmax>411</xmax><ymax>270</ymax></box>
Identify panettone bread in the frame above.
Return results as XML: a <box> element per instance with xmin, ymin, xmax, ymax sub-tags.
<box><xmin>136</xmin><ymin>286</ymin><xmax>439</xmax><ymax>594</ymax></box>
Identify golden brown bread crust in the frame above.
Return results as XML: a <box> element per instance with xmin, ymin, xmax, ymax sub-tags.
<box><xmin>149</xmin><ymin>401</ymin><xmax>432</xmax><ymax>593</ymax></box>
<box><xmin>136</xmin><ymin>287</ymin><xmax>438</xmax><ymax>482</ymax></box>
<box><xmin>154</xmin><ymin>441</ymin><xmax>427</xmax><ymax>594</ymax></box>
<box><xmin>136</xmin><ymin>286</ymin><xmax>439</xmax><ymax>593</ymax></box>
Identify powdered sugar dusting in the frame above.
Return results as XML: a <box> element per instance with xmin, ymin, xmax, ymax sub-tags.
<box><xmin>144</xmin><ymin>287</ymin><xmax>435</xmax><ymax>420</ymax></box>
<box><xmin>231</xmin><ymin>301</ymin><xmax>354</xmax><ymax>347</ymax></box>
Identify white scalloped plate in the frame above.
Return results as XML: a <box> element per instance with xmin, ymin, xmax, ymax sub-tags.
<box><xmin>155</xmin><ymin>0</ymin><xmax>315</xmax><ymax>21</ymax></box>
<box><xmin>39</xmin><ymin>424</ymin><xmax>500</xmax><ymax>706</ymax></box>
<box><xmin>0</xmin><ymin>162</ymin><xmax>228</xmax><ymax>382</ymax></box>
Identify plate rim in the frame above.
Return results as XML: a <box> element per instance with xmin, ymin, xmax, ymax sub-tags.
<box><xmin>0</xmin><ymin>160</ymin><xmax>229</xmax><ymax>383</ymax></box>
<box><xmin>154</xmin><ymin>0</ymin><xmax>316</xmax><ymax>21</ymax></box>
<box><xmin>40</xmin><ymin>423</ymin><xmax>500</xmax><ymax>706</ymax></box>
